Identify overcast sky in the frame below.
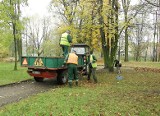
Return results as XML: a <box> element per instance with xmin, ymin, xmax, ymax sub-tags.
<box><xmin>22</xmin><ymin>0</ymin><xmax>52</xmax><ymax>18</ymax></box>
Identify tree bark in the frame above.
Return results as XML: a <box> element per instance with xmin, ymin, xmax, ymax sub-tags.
<box><xmin>13</xmin><ymin>22</ymin><xmax>17</xmax><ymax>70</ymax></box>
<box><xmin>98</xmin><ymin>0</ymin><xmax>108</xmax><ymax>68</ymax></box>
<box><xmin>17</xmin><ymin>0</ymin><xmax>22</xmax><ymax>62</ymax></box>
<box><xmin>153</xmin><ymin>13</ymin><xmax>156</xmax><ymax>62</ymax></box>
<box><xmin>122</xmin><ymin>0</ymin><xmax>130</xmax><ymax>62</ymax></box>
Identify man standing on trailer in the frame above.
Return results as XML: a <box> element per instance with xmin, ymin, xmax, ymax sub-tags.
<box><xmin>64</xmin><ymin>50</ymin><xmax>79</xmax><ymax>88</ymax></box>
<box><xmin>60</xmin><ymin>30</ymin><xmax>72</xmax><ymax>57</ymax></box>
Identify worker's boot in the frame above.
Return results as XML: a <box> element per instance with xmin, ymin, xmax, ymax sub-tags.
<box><xmin>93</xmin><ymin>77</ymin><xmax>98</xmax><ymax>83</ymax></box>
<box><xmin>94</xmin><ymin>79</ymin><xmax>98</xmax><ymax>83</ymax></box>
<box><xmin>76</xmin><ymin>81</ymin><xmax>78</xmax><ymax>86</ymax></box>
<box><xmin>68</xmin><ymin>82</ymin><xmax>72</xmax><ymax>88</ymax></box>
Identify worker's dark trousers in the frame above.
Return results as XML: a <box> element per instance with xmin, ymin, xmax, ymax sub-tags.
<box><xmin>61</xmin><ymin>45</ymin><xmax>69</xmax><ymax>57</ymax></box>
<box><xmin>68</xmin><ymin>64</ymin><xmax>78</xmax><ymax>87</ymax></box>
<box><xmin>88</xmin><ymin>68</ymin><xmax>97</xmax><ymax>83</ymax></box>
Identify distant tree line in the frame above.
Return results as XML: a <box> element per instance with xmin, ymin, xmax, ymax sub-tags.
<box><xmin>0</xmin><ymin>0</ymin><xmax>160</xmax><ymax>71</ymax></box>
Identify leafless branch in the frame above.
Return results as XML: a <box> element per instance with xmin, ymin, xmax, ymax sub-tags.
<box><xmin>144</xmin><ymin>0</ymin><xmax>160</xmax><ymax>7</ymax></box>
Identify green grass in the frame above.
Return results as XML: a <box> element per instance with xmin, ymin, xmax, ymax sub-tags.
<box><xmin>1</xmin><ymin>61</ymin><xmax>160</xmax><ymax>86</ymax></box>
<box><xmin>97</xmin><ymin>59</ymin><xmax>160</xmax><ymax>69</ymax></box>
<box><xmin>0</xmin><ymin>68</ymin><xmax>160</xmax><ymax>116</ymax></box>
<box><xmin>122</xmin><ymin>61</ymin><xmax>160</xmax><ymax>69</ymax></box>
<box><xmin>0</xmin><ymin>62</ymin><xmax>32</xmax><ymax>85</ymax></box>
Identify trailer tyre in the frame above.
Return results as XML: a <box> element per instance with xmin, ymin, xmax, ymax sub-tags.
<box><xmin>34</xmin><ymin>77</ymin><xmax>44</xmax><ymax>82</ymax></box>
<box><xmin>57</xmin><ymin>71</ymin><xmax>68</xmax><ymax>84</ymax></box>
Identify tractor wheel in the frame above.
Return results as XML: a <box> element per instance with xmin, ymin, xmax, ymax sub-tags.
<box><xmin>34</xmin><ymin>77</ymin><xmax>44</xmax><ymax>82</ymax></box>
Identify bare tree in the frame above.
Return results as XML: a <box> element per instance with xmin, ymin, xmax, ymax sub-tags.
<box><xmin>122</xmin><ymin>0</ymin><xmax>131</xmax><ymax>62</ymax></box>
<box><xmin>23</xmin><ymin>17</ymin><xmax>52</xmax><ymax>56</ymax></box>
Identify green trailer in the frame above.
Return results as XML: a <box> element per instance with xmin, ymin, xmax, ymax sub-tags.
<box><xmin>21</xmin><ymin>44</ymin><xmax>90</xmax><ymax>84</ymax></box>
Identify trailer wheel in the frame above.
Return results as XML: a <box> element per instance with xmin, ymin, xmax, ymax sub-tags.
<box><xmin>57</xmin><ymin>71</ymin><xmax>68</xmax><ymax>84</ymax></box>
<box><xmin>34</xmin><ymin>77</ymin><xmax>44</xmax><ymax>82</ymax></box>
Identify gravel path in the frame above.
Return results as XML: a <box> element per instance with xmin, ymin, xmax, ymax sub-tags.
<box><xmin>0</xmin><ymin>79</ymin><xmax>57</xmax><ymax>107</ymax></box>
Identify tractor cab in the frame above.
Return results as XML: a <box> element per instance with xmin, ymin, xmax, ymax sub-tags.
<box><xmin>71</xmin><ymin>43</ymin><xmax>90</xmax><ymax>56</ymax></box>
<box><xmin>71</xmin><ymin>44</ymin><xmax>90</xmax><ymax>75</ymax></box>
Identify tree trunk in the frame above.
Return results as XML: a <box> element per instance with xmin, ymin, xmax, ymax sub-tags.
<box><xmin>98</xmin><ymin>0</ymin><xmax>108</xmax><ymax>69</ymax></box>
<box><xmin>158</xmin><ymin>0</ymin><xmax>160</xmax><ymax>61</ymax></box>
<box><xmin>144</xmin><ymin>47</ymin><xmax>148</xmax><ymax>62</ymax></box>
<box><xmin>158</xmin><ymin>24</ymin><xmax>160</xmax><ymax>61</ymax></box>
<box><xmin>17</xmin><ymin>0</ymin><xmax>22</xmax><ymax>62</ymax></box>
<box><xmin>100</xmin><ymin>20</ymin><xmax>108</xmax><ymax>69</ymax></box>
<box><xmin>13</xmin><ymin>23</ymin><xmax>17</xmax><ymax>70</ymax></box>
<box><xmin>124</xmin><ymin>27</ymin><xmax>129</xmax><ymax>61</ymax></box>
<box><xmin>10</xmin><ymin>0</ymin><xmax>18</xmax><ymax>70</ymax></box>
<box><xmin>122</xmin><ymin>0</ymin><xmax>129</xmax><ymax>62</ymax></box>
<box><xmin>153</xmin><ymin>16</ymin><xmax>156</xmax><ymax>62</ymax></box>
<box><xmin>98</xmin><ymin>0</ymin><xmax>119</xmax><ymax>72</ymax></box>
<box><xmin>110</xmin><ymin>0</ymin><xmax>119</xmax><ymax>71</ymax></box>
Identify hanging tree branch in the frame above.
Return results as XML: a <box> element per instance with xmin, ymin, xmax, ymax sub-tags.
<box><xmin>118</xmin><ymin>3</ymin><xmax>146</xmax><ymax>38</ymax></box>
<box><xmin>144</xmin><ymin>0</ymin><xmax>160</xmax><ymax>7</ymax></box>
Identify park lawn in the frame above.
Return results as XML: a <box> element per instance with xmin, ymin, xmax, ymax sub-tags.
<box><xmin>0</xmin><ymin>68</ymin><xmax>160</xmax><ymax>116</ymax></box>
<box><xmin>0</xmin><ymin>61</ymin><xmax>160</xmax><ymax>86</ymax></box>
<box><xmin>122</xmin><ymin>61</ymin><xmax>160</xmax><ymax>69</ymax></box>
<box><xmin>0</xmin><ymin>62</ymin><xmax>32</xmax><ymax>85</ymax></box>
<box><xmin>97</xmin><ymin>59</ymin><xmax>160</xmax><ymax>69</ymax></box>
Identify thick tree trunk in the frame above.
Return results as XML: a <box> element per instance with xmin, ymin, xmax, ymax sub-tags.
<box><xmin>113</xmin><ymin>0</ymin><xmax>119</xmax><ymax>70</ymax></box>
<box><xmin>98</xmin><ymin>0</ymin><xmax>108</xmax><ymax>69</ymax></box>
<box><xmin>98</xmin><ymin>0</ymin><xmax>119</xmax><ymax>72</ymax></box>
<box><xmin>99</xmin><ymin>19</ymin><xmax>108</xmax><ymax>68</ymax></box>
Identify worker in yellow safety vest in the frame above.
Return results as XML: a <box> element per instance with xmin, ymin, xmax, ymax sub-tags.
<box><xmin>60</xmin><ymin>30</ymin><xmax>72</xmax><ymax>57</ymax></box>
<box><xmin>88</xmin><ymin>50</ymin><xmax>98</xmax><ymax>83</ymax></box>
<box><xmin>63</xmin><ymin>50</ymin><xmax>78</xmax><ymax>87</ymax></box>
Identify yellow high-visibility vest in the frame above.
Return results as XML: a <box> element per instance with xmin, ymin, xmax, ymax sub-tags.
<box><xmin>60</xmin><ymin>32</ymin><xmax>70</xmax><ymax>46</ymax></box>
<box><xmin>90</xmin><ymin>55</ymin><xmax>97</xmax><ymax>68</ymax></box>
<box><xmin>67</xmin><ymin>53</ymin><xmax>78</xmax><ymax>65</ymax></box>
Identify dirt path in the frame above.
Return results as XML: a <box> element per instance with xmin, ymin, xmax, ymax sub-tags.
<box><xmin>0</xmin><ymin>79</ymin><xmax>57</xmax><ymax>107</ymax></box>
